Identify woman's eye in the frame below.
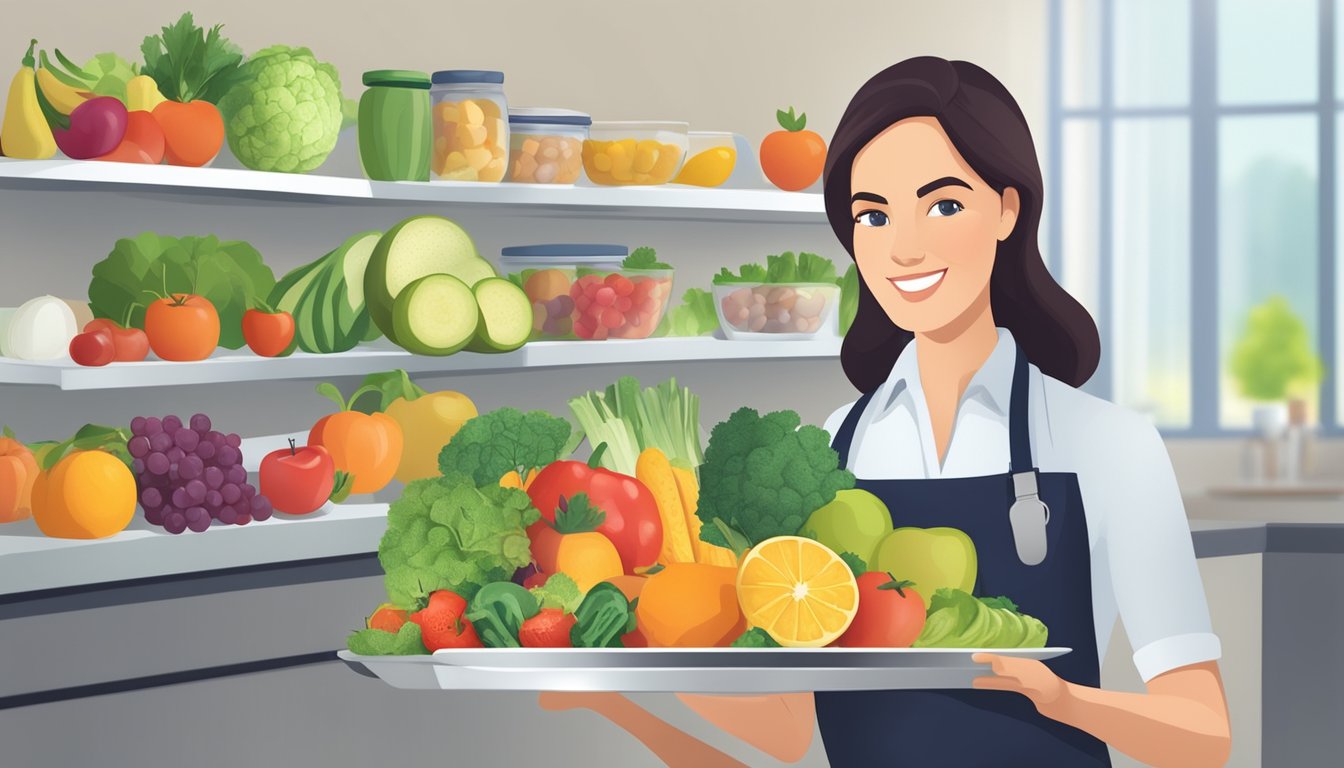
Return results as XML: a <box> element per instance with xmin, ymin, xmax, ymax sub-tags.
<box><xmin>854</xmin><ymin>210</ymin><xmax>889</xmax><ymax>227</ymax></box>
<box><xmin>928</xmin><ymin>200</ymin><xmax>964</xmax><ymax>218</ymax></box>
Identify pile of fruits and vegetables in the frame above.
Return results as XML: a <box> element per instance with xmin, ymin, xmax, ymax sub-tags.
<box><xmin>0</xmin><ymin>366</ymin><xmax>476</xmax><ymax>539</ymax></box>
<box><xmin>347</xmin><ymin>376</ymin><xmax>1051</xmax><ymax>654</ymax></box>
<box><xmin>0</xmin><ymin>13</ymin><xmax>350</xmax><ymax>170</ymax></box>
<box><xmin>0</xmin><ymin>212</ymin><xmax>539</xmax><ymax>366</ymax></box>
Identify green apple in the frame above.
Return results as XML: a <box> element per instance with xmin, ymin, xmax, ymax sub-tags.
<box><xmin>874</xmin><ymin>527</ymin><xmax>978</xmax><ymax>609</ymax></box>
<box><xmin>798</xmin><ymin>489</ymin><xmax>894</xmax><ymax>568</ymax></box>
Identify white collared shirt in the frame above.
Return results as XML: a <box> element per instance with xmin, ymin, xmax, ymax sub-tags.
<box><xmin>823</xmin><ymin>328</ymin><xmax>1221</xmax><ymax>682</ymax></box>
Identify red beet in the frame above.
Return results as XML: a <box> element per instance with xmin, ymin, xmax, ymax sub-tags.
<box><xmin>54</xmin><ymin>97</ymin><xmax>128</xmax><ymax>160</ymax></box>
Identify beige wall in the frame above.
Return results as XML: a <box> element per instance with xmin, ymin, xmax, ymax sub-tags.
<box><xmin>13</xmin><ymin>0</ymin><xmax>1049</xmax><ymax>149</ymax></box>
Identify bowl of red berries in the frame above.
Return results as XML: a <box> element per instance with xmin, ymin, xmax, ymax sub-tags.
<box><xmin>570</xmin><ymin>247</ymin><xmax>675</xmax><ymax>340</ymax></box>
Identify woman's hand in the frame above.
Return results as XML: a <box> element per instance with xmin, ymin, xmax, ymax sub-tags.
<box><xmin>971</xmin><ymin>652</ymin><xmax>1071</xmax><ymax>720</ymax></box>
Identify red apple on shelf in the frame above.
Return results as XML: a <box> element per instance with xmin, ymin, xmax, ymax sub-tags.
<box><xmin>259</xmin><ymin>439</ymin><xmax>336</xmax><ymax>515</ymax></box>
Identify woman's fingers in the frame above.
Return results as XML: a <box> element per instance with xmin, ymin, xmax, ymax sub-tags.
<box><xmin>972</xmin><ymin>675</ymin><xmax>1024</xmax><ymax>692</ymax></box>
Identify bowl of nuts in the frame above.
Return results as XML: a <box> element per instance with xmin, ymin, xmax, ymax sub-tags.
<box><xmin>712</xmin><ymin>282</ymin><xmax>839</xmax><ymax>340</ymax></box>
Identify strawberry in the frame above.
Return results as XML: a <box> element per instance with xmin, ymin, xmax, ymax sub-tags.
<box><xmin>410</xmin><ymin>590</ymin><xmax>483</xmax><ymax>651</ymax></box>
<box><xmin>519</xmin><ymin>608</ymin><xmax>577</xmax><ymax>648</ymax></box>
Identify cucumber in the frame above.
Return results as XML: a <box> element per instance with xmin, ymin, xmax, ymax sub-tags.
<box><xmin>269</xmin><ymin>257</ymin><xmax>326</xmax><ymax>314</ymax></box>
<box><xmin>466</xmin><ymin>277</ymin><xmax>533</xmax><ymax>353</ymax></box>
<box><xmin>364</xmin><ymin>215</ymin><xmax>496</xmax><ymax>340</ymax></box>
<box><xmin>269</xmin><ymin>231</ymin><xmax>383</xmax><ymax>354</ymax></box>
<box><xmin>391</xmin><ymin>274</ymin><xmax>479</xmax><ymax>356</ymax></box>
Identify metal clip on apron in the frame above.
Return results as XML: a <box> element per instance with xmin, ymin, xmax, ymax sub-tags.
<box><xmin>815</xmin><ymin>345</ymin><xmax>1112</xmax><ymax>767</ymax></box>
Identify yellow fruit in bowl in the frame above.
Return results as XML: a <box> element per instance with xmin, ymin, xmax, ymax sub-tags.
<box><xmin>674</xmin><ymin>147</ymin><xmax>737</xmax><ymax>187</ymax></box>
<box><xmin>736</xmin><ymin>535</ymin><xmax>859</xmax><ymax>647</ymax></box>
<box><xmin>32</xmin><ymin>450</ymin><xmax>136</xmax><ymax>539</ymax></box>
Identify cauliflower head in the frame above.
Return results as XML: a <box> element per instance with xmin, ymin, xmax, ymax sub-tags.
<box><xmin>219</xmin><ymin>45</ymin><xmax>343</xmax><ymax>173</ymax></box>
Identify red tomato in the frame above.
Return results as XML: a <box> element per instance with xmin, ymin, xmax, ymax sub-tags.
<box><xmin>84</xmin><ymin>319</ymin><xmax>149</xmax><ymax>362</ymax></box>
<box><xmin>526</xmin><ymin>455</ymin><xmax>663</xmax><ymax>574</ymax></box>
<box><xmin>69</xmin><ymin>331</ymin><xmax>115</xmax><ymax>366</ymax></box>
<box><xmin>837</xmin><ymin>572</ymin><xmax>927</xmax><ymax>648</ymax></box>
<box><xmin>519</xmin><ymin>608</ymin><xmax>577</xmax><ymax>648</ymax></box>
<box><xmin>242</xmin><ymin>309</ymin><xmax>296</xmax><ymax>357</ymax></box>
<box><xmin>411</xmin><ymin>590</ymin><xmax>483</xmax><ymax>651</ymax></box>
<box><xmin>258</xmin><ymin>439</ymin><xmax>335</xmax><ymax>515</ymax></box>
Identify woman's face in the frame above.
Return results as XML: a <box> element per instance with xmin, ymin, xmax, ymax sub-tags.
<box><xmin>849</xmin><ymin>117</ymin><xmax>1020</xmax><ymax>336</ymax></box>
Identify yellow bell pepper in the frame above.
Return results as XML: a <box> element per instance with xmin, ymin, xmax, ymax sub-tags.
<box><xmin>126</xmin><ymin>74</ymin><xmax>166</xmax><ymax>113</ymax></box>
<box><xmin>1</xmin><ymin>40</ymin><xmax>57</xmax><ymax>159</ymax></box>
<box><xmin>353</xmin><ymin>370</ymin><xmax>478</xmax><ymax>483</ymax></box>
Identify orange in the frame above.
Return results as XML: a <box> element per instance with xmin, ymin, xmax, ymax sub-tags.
<box><xmin>32</xmin><ymin>450</ymin><xmax>136</xmax><ymax>539</ymax></box>
<box><xmin>636</xmin><ymin>563</ymin><xmax>744</xmax><ymax>647</ymax></box>
<box><xmin>736</xmin><ymin>536</ymin><xmax>859</xmax><ymax>647</ymax></box>
<box><xmin>0</xmin><ymin>437</ymin><xmax>38</xmax><ymax>523</ymax></box>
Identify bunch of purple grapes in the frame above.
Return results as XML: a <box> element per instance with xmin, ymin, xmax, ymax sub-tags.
<box><xmin>126</xmin><ymin>414</ymin><xmax>273</xmax><ymax>534</ymax></box>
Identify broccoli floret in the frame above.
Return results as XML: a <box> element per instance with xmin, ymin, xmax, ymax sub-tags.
<box><xmin>696</xmin><ymin>408</ymin><xmax>855</xmax><ymax>554</ymax></box>
<box><xmin>731</xmin><ymin>628</ymin><xmax>781</xmax><ymax>648</ymax></box>
<box><xmin>437</xmin><ymin>407</ymin><xmax>573</xmax><ymax>487</ymax></box>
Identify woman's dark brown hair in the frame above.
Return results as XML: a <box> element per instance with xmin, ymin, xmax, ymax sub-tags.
<box><xmin>824</xmin><ymin>56</ymin><xmax>1100</xmax><ymax>392</ymax></box>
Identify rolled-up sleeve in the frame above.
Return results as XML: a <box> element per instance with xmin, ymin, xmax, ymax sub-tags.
<box><xmin>1097</xmin><ymin>414</ymin><xmax>1222</xmax><ymax>682</ymax></box>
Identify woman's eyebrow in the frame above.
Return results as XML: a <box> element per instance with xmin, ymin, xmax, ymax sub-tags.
<box><xmin>851</xmin><ymin>191</ymin><xmax>888</xmax><ymax>205</ymax></box>
<box><xmin>916</xmin><ymin>176</ymin><xmax>973</xmax><ymax>197</ymax></box>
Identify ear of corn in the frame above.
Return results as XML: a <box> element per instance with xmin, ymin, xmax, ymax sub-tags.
<box><xmin>671</xmin><ymin>464</ymin><xmax>737</xmax><ymax>568</ymax></box>
<box><xmin>637</xmin><ymin>447</ymin><xmax>695</xmax><ymax>564</ymax></box>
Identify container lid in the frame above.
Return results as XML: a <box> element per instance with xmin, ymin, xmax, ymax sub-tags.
<box><xmin>500</xmin><ymin>244</ymin><xmax>628</xmax><ymax>263</ymax></box>
<box><xmin>363</xmin><ymin>70</ymin><xmax>431</xmax><ymax>89</ymax></box>
<box><xmin>509</xmin><ymin>107</ymin><xmax>592</xmax><ymax>127</ymax></box>
<box><xmin>431</xmin><ymin>70</ymin><xmax>505</xmax><ymax>85</ymax></box>
<box><xmin>590</xmin><ymin>120</ymin><xmax>690</xmax><ymax>131</ymax></box>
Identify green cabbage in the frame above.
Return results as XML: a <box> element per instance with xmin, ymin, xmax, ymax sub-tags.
<box><xmin>218</xmin><ymin>45</ymin><xmax>344</xmax><ymax>173</ymax></box>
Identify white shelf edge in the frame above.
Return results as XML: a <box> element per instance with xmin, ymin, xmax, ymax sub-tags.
<box><xmin>0</xmin><ymin>502</ymin><xmax>390</xmax><ymax>597</ymax></box>
<box><xmin>0</xmin><ymin>336</ymin><xmax>842</xmax><ymax>391</ymax></box>
<box><xmin>0</xmin><ymin>159</ymin><xmax>826</xmax><ymax>221</ymax></box>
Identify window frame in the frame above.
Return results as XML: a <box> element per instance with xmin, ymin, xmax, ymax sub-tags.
<box><xmin>1046</xmin><ymin>0</ymin><xmax>1341</xmax><ymax>436</ymax></box>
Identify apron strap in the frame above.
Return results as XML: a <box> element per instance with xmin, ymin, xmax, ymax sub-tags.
<box><xmin>831</xmin><ymin>389</ymin><xmax>877</xmax><ymax>470</ymax></box>
<box><xmin>1009</xmin><ymin>343</ymin><xmax>1034</xmax><ymax>473</ymax></box>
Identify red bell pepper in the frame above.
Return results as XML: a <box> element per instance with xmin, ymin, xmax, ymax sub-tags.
<box><xmin>526</xmin><ymin>445</ymin><xmax>663</xmax><ymax>574</ymax></box>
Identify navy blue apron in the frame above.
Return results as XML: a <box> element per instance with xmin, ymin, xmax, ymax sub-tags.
<box><xmin>815</xmin><ymin>346</ymin><xmax>1111</xmax><ymax>767</ymax></box>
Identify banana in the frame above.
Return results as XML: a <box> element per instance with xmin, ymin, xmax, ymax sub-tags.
<box><xmin>126</xmin><ymin>75</ymin><xmax>166</xmax><ymax>113</ymax></box>
<box><xmin>35</xmin><ymin>66</ymin><xmax>87</xmax><ymax>115</ymax></box>
<box><xmin>1</xmin><ymin>40</ymin><xmax>56</xmax><ymax>159</ymax></box>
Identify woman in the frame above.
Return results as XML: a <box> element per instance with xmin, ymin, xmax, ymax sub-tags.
<box><xmin>541</xmin><ymin>57</ymin><xmax>1232</xmax><ymax>767</ymax></box>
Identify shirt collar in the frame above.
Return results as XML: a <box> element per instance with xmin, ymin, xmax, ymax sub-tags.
<box><xmin>873</xmin><ymin>327</ymin><xmax>1018</xmax><ymax>421</ymax></box>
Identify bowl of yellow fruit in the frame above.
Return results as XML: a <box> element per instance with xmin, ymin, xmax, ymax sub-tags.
<box><xmin>673</xmin><ymin>131</ymin><xmax>738</xmax><ymax>187</ymax></box>
<box><xmin>582</xmin><ymin>121</ymin><xmax>689</xmax><ymax>186</ymax></box>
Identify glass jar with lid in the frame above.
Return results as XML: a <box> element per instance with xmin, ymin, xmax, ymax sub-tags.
<box><xmin>507</xmin><ymin>108</ymin><xmax>590</xmax><ymax>184</ymax></box>
<box><xmin>430</xmin><ymin>70</ymin><xmax>509</xmax><ymax>182</ymax></box>
<box><xmin>357</xmin><ymin>70</ymin><xmax>432</xmax><ymax>182</ymax></box>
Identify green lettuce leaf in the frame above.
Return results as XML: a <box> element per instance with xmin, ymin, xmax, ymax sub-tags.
<box><xmin>88</xmin><ymin>232</ymin><xmax>275</xmax><ymax>350</ymax></box>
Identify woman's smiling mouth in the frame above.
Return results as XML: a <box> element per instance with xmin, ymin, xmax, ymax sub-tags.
<box><xmin>888</xmin><ymin>269</ymin><xmax>947</xmax><ymax>300</ymax></box>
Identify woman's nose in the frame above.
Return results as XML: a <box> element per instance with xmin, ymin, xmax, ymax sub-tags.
<box><xmin>890</xmin><ymin>242</ymin><xmax>925</xmax><ymax>268</ymax></box>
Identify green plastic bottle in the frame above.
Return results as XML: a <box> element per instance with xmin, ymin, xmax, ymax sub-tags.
<box><xmin>358</xmin><ymin>70</ymin><xmax>431</xmax><ymax>182</ymax></box>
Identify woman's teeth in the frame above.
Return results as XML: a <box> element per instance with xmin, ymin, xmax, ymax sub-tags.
<box><xmin>890</xmin><ymin>270</ymin><xmax>946</xmax><ymax>294</ymax></box>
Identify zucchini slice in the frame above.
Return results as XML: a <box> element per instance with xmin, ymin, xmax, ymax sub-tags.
<box><xmin>391</xmin><ymin>274</ymin><xmax>479</xmax><ymax>356</ymax></box>
<box><xmin>467</xmin><ymin>277</ymin><xmax>533</xmax><ymax>353</ymax></box>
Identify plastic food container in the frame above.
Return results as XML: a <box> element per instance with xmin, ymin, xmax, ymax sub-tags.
<box><xmin>500</xmin><ymin>244</ymin><xmax>627</xmax><ymax>339</ymax></box>
<box><xmin>358</xmin><ymin>70</ymin><xmax>432</xmax><ymax>182</ymax></box>
<box><xmin>582</xmin><ymin>121</ymin><xmax>689</xmax><ymax>186</ymax></box>
<box><xmin>713</xmin><ymin>282</ymin><xmax>839</xmax><ymax>340</ymax></box>
<box><xmin>673</xmin><ymin>131</ymin><xmax>737</xmax><ymax>187</ymax></box>
<box><xmin>430</xmin><ymin>70</ymin><xmax>508</xmax><ymax>182</ymax></box>
<box><xmin>571</xmin><ymin>265</ymin><xmax>675</xmax><ymax>340</ymax></box>
<box><xmin>508</xmin><ymin>108</ymin><xmax>590</xmax><ymax>184</ymax></box>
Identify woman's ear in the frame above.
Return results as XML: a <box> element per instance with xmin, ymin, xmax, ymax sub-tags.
<box><xmin>997</xmin><ymin>187</ymin><xmax>1021</xmax><ymax>241</ymax></box>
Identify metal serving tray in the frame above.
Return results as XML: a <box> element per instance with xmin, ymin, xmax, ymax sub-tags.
<box><xmin>339</xmin><ymin>647</ymin><xmax>1071</xmax><ymax>693</ymax></box>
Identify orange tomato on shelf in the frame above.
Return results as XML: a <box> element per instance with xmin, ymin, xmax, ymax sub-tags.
<box><xmin>144</xmin><ymin>294</ymin><xmax>220</xmax><ymax>361</ymax></box>
<box><xmin>242</xmin><ymin>308</ymin><xmax>296</xmax><ymax>358</ymax></box>
<box><xmin>309</xmin><ymin>381</ymin><xmax>404</xmax><ymax>495</ymax></box>
<box><xmin>0</xmin><ymin>436</ymin><xmax>38</xmax><ymax>523</ymax></box>
<box><xmin>152</xmin><ymin>100</ymin><xmax>224</xmax><ymax>167</ymax></box>
<box><xmin>759</xmin><ymin>106</ymin><xmax>827</xmax><ymax>192</ymax></box>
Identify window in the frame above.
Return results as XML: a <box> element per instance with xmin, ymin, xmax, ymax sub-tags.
<box><xmin>1047</xmin><ymin>0</ymin><xmax>1339</xmax><ymax>434</ymax></box>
